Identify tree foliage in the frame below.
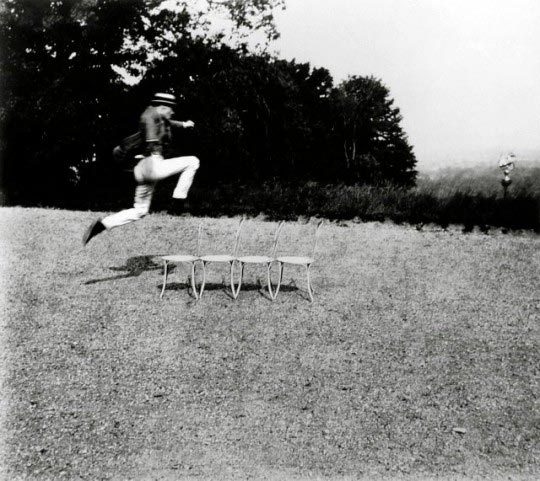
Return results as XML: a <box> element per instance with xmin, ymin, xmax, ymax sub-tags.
<box><xmin>0</xmin><ymin>0</ymin><xmax>152</xmax><ymax>204</ymax></box>
<box><xmin>331</xmin><ymin>76</ymin><xmax>416</xmax><ymax>186</ymax></box>
<box><xmin>0</xmin><ymin>0</ymin><xmax>416</xmax><ymax>208</ymax></box>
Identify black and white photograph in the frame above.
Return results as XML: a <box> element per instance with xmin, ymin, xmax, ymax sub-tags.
<box><xmin>0</xmin><ymin>0</ymin><xmax>539</xmax><ymax>479</ymax></box>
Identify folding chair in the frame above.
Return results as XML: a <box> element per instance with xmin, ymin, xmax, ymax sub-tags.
<box><xmin>234</xmin><ymin>221</ymin><xmax>284</xmax><ymax>300</ymax></box>
<box><xmin>198</xmin><ymin>217</ymin><xmax>245</xmax><ymax>299</ymax></box>
<box><xmin>160</xmin><ymin>223</ymin><xmax>203</xmax><ymax>300</ymax></box>
<box><xmin>274</xmin><ymin>221</ymin><xmax>323</xmax><ymax>302</ymax></box>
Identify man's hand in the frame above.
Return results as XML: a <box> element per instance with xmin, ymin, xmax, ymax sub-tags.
<box><xmin>182</xmin><ymin>120</ymin><xmax>195</xmax><ymax>128</ymax></box>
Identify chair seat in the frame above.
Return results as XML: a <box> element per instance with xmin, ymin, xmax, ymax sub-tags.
<box><xmin>237</xmin><ymin>255</ymin><xmax>273</xmax><ymax>264</ymax></box>
<box><xmin>200</xmin><ymin>254</ymin><xmax>235</xmax><ymax>262</ymax></box>
<box><xmin>162</xmin><ymin>254</ymin><xmax>199</xmax><ymax>263</ymax></box>
<box><xmin>276</xmin><ymin>256</ymin><xmax>314</xmax><ymax>265</ymax></box>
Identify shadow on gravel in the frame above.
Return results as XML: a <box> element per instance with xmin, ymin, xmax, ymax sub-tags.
<box><xmin>85</xmin><ymin>255</ymin><xmax>163</xmax><ymax>285</ymax></box>
<box><xmin>160</xmin><ymin>281</ymin><xmax>299</xmax><ymax>300</ymax></box>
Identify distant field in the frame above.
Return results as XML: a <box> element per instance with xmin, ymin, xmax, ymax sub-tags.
<box><xmin>1</xmin><ymin>207</ymin><xmax>539</xmax><ymax>480</ymax></box>
<box><xmin>417</xmin><ymin>163</ymin><xmax>540</xmax><ymax>197</ymax></box>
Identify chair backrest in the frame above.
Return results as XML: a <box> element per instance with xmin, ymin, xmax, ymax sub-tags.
<box><xmin>271</xmin><ymin>221</ymin><xmax>285</xmax><ymax>257</ymax></box>
<box><xmin>232</xmin><ymin>216</ymin><xmax>245</xmax><ymax>256</ymax></box>
<box><xmin>196</xmin><ymin>222</ymin><xmax>202</xmax><ymax>256</ymax></box>
<box><xmin>172</xmin><ymin>220</ymin><xmax>202</xmax><ymax>255</ymax></box>
<box><xmin>310</xmin><ymin>220</ymin><xmax>324</xmax><ymax>258</ymax></box>
<box><xmin>197</xmin><ymin>216</ymin><xmax>244</xmax><ymax>255</ymax></box>
<box><xmin>235</xmin><ymin>219</ymin><xmax>283</xmax><ymax>257</ymax></box>
<box><xmin>274</xmin><ymin>220</ymin><xmax>323</xmax><ymax>258</ymax></box>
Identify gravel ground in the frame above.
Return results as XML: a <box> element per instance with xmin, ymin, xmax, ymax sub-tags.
<box><xmin>0</xmin><ymin>207</ymin><xmax>538</xmax><ymax>480</ymax></box>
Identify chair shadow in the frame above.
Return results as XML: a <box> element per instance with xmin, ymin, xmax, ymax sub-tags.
<box><xmin>276</xmin><ymin>279</ymin><xmax>310</xmax><ymax>301</ymax></box>
<box><xmin>85</xmin><ymin>254</ymin><xmax>164</xmax><ymax>285</ymax></box>
<box><xmin>159</xmin><ymin>280</ymin><xmax>299</xmax><ymax>300</ymax></box>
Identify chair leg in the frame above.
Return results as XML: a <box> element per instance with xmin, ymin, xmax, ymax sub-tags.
<box><xmin>160</xmin><ymin>260</ymin><xmax>169</xmax><ymax>299</ymax></box>
<box><xmin>306</xmin><ymin>263</ymin><xmax>314</xmax><ymax>302</ymax></box>
<box><xmin>197</xmin><ymin>261</ymin><xmax>207</xmax><ymax>299</ymax></box>
<box><xmin>193</xmin><ymin>260</ymin><xmax>206</xmax><ymax>300</ymax></box>
<box><xmin>267</xmin><ymin>261</ymin><xmax>280</xmax><ymax>300</ymax></box>
<box><xmin>190</xmin><ymin>262</ymin><xmax>199</xmax><ymax>300</ymax></box>
<box><xmin>230</xmin><ymin>260</ymin><xmax>243</xmax><ymax>299</ymax></box>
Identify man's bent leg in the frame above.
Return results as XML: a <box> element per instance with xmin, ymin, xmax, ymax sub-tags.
<box><xmin>172</xmin><ymin>156</ymin><xmax>199</xmax><ymax>199</ymax></box>
<box><xmin>101</xmin><ymin>183</ymin><xmax>154</xmax><ymax>230</ymax></box>
<box><xmin>149</xmin><ymin>155</ymin><xmax>200</xmax><ymax>199</ymax></box>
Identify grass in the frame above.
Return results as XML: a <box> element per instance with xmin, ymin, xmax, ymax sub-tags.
<box><xmin>1</xmin><ymin>206</ymin><xmax>539</xmax><ymax>480</ymax></box>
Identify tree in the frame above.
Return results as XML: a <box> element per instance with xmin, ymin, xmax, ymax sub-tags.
<box><xmin>0</xmin><ymin>1</ymin><xmax>418</xmax><ymax>208</ymax></box>
<box><xmin>0</xmin><ymin>0</ymin><xmax>153</xmax><ymax>204</ymax></box>
<box><xmin>134</xmin><ymin>40</ymin><xmax>336</xmax><ymax>186</ymax></box>
<box><xmin>0</xmin><ymin>0</ymin><xmax>285</xmax><ymax>205</ymax></box>
<box><xmin>331</xmin><ymin>76</ymin><xmax>417</xmax><ymax>186</ymax></box>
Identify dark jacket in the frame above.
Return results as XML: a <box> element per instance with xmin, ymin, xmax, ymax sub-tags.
<box><xmin>113</xmin><ymin>106</ymin><xmax>184</xmax><ymax>162</ymax></box>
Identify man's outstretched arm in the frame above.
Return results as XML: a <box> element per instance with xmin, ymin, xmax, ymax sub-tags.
<box><xmin>170</xmin><ymin>120</ymin><xmax>195</xmax><ymax>129</ymax></box>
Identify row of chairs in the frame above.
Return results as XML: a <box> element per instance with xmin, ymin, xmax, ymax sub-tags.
<box><xmin>160</xmin><ymin>218</ymin><xmax>323</xmax><ymax>301</ymax></box>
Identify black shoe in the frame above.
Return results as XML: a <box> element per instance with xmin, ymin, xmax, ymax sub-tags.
<box><xmin>82</xmin><ymin>219</ymin><xmax>106</xmax><ymax>245</ymax></box>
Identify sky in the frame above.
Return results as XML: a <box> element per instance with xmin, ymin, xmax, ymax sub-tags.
<box><xmin>272</xmin><ymin>0</ymin><xmax>540</xmax><ymax>170</ymax></box>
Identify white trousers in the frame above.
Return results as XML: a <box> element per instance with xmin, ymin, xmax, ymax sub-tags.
<box><xmin>101</xmin><ymin>154</ymin><xmax>199</xmax><ymax>230</ymax></box>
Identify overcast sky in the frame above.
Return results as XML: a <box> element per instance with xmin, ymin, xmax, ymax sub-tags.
<box><xmin>272</xmin><ymin>0</ymin><xmax>540</xmax><ymax>170</ymax></box>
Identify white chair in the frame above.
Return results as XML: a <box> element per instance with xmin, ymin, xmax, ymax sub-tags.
<box><xmin>198</xmin><ymin>217</ymin><xmax>245</xmax><ymax>299</ymax></box>
<box><xmin>160</xmin><ymin>223</ymin><xmax>203</xmax><ymax>300</ymax></box>
<box><xmin>234</xmin><ymin>221</ymin><xmax>284</xmax><ymax>300</ymax></box>
<box><xmin>274</xmin><ymin>221</ymin><xmax>323</xmax><ymax>302</ymax></box>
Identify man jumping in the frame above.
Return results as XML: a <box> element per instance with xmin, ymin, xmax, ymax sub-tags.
<box><xmin>83</xmin><ymin>92</ymin><xmax>200</xmax><ymax>245</ymax></box>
